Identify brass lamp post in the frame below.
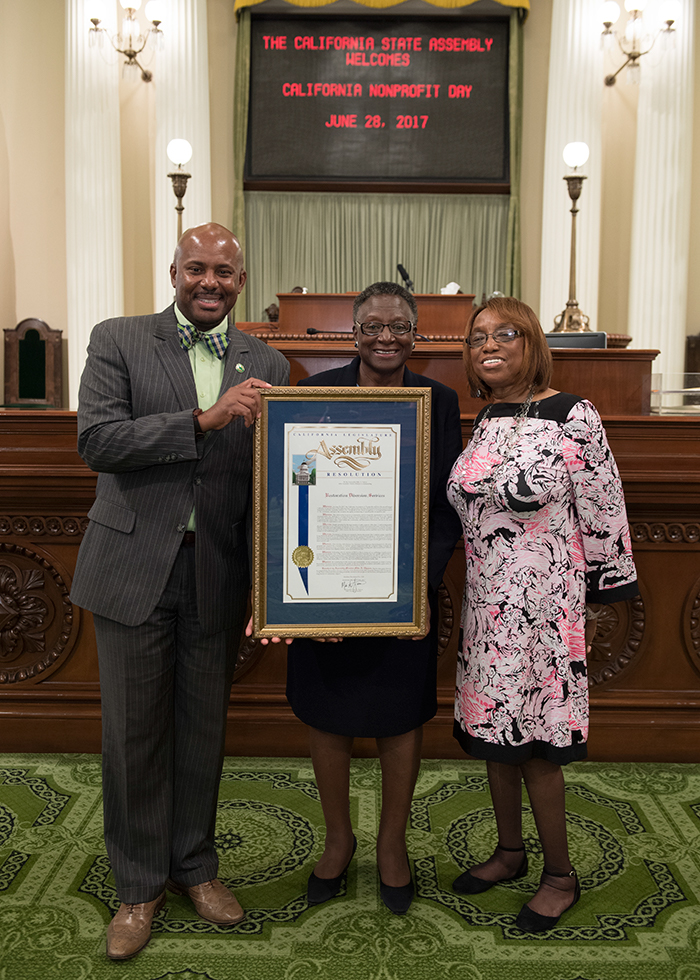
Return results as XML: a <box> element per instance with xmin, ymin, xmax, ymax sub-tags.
<box><xmin>553</xmin><ymin>142</ymin><xmax>591</xmax><ymax>334</ymax></box>
<box><xmin>166</xmin><ymin>140</ymin><xmax>193</xmax><ymax>244</ymax></box>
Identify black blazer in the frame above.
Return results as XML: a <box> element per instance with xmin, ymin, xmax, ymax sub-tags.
<box><xmin>298</xmin><ymin>356</ymin><xmax>463</xmax><ymax>593</ymax></box>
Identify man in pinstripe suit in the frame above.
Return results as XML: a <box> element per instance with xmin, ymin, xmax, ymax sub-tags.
<box><xmin>71</xmin><ymin>223</ymin><xmax>289</xmax><ymax>960</ymax></box>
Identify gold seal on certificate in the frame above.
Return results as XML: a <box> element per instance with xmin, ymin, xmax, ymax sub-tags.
<box><xmin>292</xmin><ymin>545</ymin><xmax>314</xmax><ymax>568</ymax></box>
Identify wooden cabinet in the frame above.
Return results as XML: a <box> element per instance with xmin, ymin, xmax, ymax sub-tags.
<box><xmin>2</xmin><ymin>341</ymin><xmax>699</xmax><ymax>761</ymax></box>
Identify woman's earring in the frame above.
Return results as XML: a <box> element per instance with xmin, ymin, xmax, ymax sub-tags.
<box><xmin>475</xmin><ymin>388</ymin><xmax>482</xmax><ymax>398</ymax></box>
<box><xmin>354</xmin><ymin>341</ymin><xmax>358</xmax><ymax>348</ymax></box>
<box><xmin>412</xmin><ymin>342</ymin><xmax>416</xmax><ymax>350</ymax></box>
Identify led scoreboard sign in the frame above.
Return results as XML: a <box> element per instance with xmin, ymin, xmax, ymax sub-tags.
<box><xmin>246</xmin><ymin>17</ymin><xmax>510</xmax><ymax>187</ymax></box>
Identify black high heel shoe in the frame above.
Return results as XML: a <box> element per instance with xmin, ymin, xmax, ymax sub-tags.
<box><xmin>453</xmin><ymin>843</ymin><xmax>528</xmax><ymax>895</ymax></box>
<box><xmin>515</xmin><ymin>867</ymin><xmax>580</xmax><ymax>933</ymax></box>
<box><xmin>379</xmin><ymin>853</ymin><xmax>414</xmax><ymax>915</ymax></box>
<box><xmin>307</xmin><ymin>837</ymin><xmax>357</xmax><ymax>905</ymax></box>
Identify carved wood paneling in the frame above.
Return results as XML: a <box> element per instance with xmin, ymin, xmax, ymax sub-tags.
<box><xmin>587</xmin><ymin>596</ymin><xmax>646</xmax><ymax>688</ymax></box>
<box><xmin>0</xmin><ymin>516</ymin><xmax>88</xmax><ymax>537</ymax></box>
<box><xmin>3</xmin><ymin>405</ymin><xmax>700</xmax><ymax>759</ymax></box>
<box><xmin>632</xmin><ymin>523</ymin><xmax>700</xmax><ymax>544</ymax></box>
<box><xmin>0</xmin><ymin>542</ymin><xmax>80</xmax><ymax>685</ymax></box>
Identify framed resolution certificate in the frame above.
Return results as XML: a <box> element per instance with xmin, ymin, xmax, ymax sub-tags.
<box><xmin>252</xmin><ymin>387</ymin><xmax>431</xmax><ymax>638</ymax></box>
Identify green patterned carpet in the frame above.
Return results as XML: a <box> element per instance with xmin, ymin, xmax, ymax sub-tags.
<box><xmin>1</xmin><ymin>756</ymin><xmax>700</xmax><ymax>980</ymax></box>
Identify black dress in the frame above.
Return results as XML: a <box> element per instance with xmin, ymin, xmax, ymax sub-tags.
<box><xmin>285</xmin><ymin>358</ymin><xmax>463</xmax><ymax>737</ymax></box>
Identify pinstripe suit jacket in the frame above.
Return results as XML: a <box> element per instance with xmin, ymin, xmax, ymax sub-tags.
<box><xmin>71</xmin><ymin>305</ymin><xmax>289</xmax><ymax>633</ymax></box>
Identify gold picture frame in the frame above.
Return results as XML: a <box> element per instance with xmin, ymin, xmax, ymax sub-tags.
<box><xmin>252</xmin><ymin>387</ymin><xmax>431</xmax><ymax>639</ymax></box>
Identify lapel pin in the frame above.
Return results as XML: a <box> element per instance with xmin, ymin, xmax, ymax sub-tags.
<box><xmin>235</xmin><ymin>362</ymin><xmax>246</xmax><ymax>374</ymax></box>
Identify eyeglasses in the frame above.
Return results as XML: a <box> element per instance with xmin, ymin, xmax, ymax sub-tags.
<box><xmin>466</xmin><ymin>327</ymin><xmax>521</xmax><ymax>349</ymax></box>
<box><xmin>355</xmin><ymin>320</ymin><xmax>415</xmax><ymax>336</ymax></box>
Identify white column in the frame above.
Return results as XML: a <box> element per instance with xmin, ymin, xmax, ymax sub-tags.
<box><xmin>154</xmin><ymin>0</ymin><xmax>212</xmax><ymax>312</ymax></box>
<box><xmin>539</xmin><ymin>0</ymin><xmax>603</xmax><ymax>332</ymax></box>
<box><xmin>65</xmin><ymin>0</ymin><xmax>124</xmax><ymax>408</ymax></box>
<box><xmin>627</xmin><ymin>0</ymin><xmax>694</xmax><ymax>381</ymax></box>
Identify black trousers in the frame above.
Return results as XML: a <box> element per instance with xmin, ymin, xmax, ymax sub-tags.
<box><xmin>94</xmin><ymin>544</ymin><xmax>242</xmax><ymax>903</ymax></box>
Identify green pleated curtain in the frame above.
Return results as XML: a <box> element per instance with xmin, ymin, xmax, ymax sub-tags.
<box><xmin>232</xmin><ymin>1</ymin><xmax>526</xmax><ymax>321</ymax></box>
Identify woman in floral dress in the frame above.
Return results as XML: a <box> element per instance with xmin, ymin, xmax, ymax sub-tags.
<box><xmin>447</xmin><ymin>297</ymin><xmax>638</xmax><ymax>932</ymax></box>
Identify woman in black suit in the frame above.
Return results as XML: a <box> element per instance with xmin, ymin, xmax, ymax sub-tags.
<box><xmin>287</xmin><ymin>281</ymin><xmax>463</xmax><ymax>914</ymax></box>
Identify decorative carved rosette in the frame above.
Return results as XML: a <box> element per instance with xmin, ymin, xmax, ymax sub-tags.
<box><xmin>0</xmin><ymin>543</ymin><xmax>80</xmax><ymax>684</ymax></box>
<box><xmin>631</xmin><ymin>523</ymin><xmax>700</xmax><ymax>544</ymax></box>
<box><xmin>0</xmin><ymin>516</ymin><xmax>88</xmax><ymax>537</ymax></box>
<box><xmin>587</xmin><ymin>595</ymin><xmax>646</xmax><ymax>688</ymax></box>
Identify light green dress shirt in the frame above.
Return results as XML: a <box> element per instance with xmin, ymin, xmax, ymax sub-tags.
<box><xmin>174</xmin><ymin>303</ymin><xmax>228</xmax><ymax>532</ymax></box>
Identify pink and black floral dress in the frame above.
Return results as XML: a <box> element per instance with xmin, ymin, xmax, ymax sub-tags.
<box><xmin>447</xmin><ymin>393</ymin><xmax>638</xmax><ymax>765</ymax></box>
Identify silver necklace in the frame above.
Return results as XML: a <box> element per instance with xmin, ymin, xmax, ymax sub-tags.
<box><xmin>479</xmin><ymin>388</ymin><xmax>537</xmax><ymax>503</ymax></box>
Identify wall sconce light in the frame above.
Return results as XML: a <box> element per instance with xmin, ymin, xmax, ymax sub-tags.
<box><xmin>87</xmin><ymin>0</ymin><xmax>165</xmax><ymax>82</ymax></box>
<box><xmin>601</xmin><ymin>0</ymin><xmax>680</xmax><ymax>86</ymax></box>
<box><xmin>553</xmin><ymin>142</ymin><xmax>592</xmax><ymax>334</ymax></box>
<box><xmin>167</xmin><ymin>140</ymin><xmax>193</xmax><ymax>244</ymax></box>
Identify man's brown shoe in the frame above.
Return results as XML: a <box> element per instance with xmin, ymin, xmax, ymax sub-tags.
<box><xmin>106</xmin><ymin>891</ymin><xmax>166</xmax><ymax>960</ymax></box>
<box><xmin>166</xmin><ymin>877</ymin><xmax>244</xmax><ymax>924</ymax></box>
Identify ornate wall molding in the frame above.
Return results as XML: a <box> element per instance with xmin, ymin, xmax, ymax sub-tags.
<box><xmin>0</xmin><ymin>543</ymin><xmax>80</xmax><ymax>685</ymax></box>
<box><xmin>0</xmin><ymin>517</ymin><xmax>88</xmax><ymax>538</ymax></box>
<box><xmin>631</xmin><ymin>523</ymin><xmax>700</xmax><ymax>545</ymax></box>
<box><xmin>587</xmin><ymin>596</ymin><xmax>646</xmax><ymax>688</ymax></box>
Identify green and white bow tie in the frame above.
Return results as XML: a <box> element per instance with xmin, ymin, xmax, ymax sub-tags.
<box><xmin>177</xmin><ymin>321</ymin><xmax>229</xmax><ymax>359</ymax></box>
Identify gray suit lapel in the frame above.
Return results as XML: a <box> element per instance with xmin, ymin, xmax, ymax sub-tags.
<box><xmin>219</xmin><ymin>326</ymin><xmax>251</xmax><ymax>395</ymax></box>
<box><xmin>154</xmin><ymin>306</ymin><xmax>198</xmax><ymax>411</ymax></box>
